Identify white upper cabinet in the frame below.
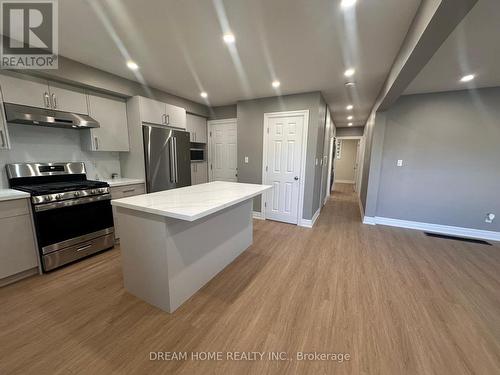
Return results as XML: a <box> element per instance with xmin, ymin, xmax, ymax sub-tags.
<box><xmin>0</xmin><ymin>72</ymin><xmax>88</xmax><ymax>114</ymax></box>
<box><xmin>165</xmin><ymin>102</ymin><xmax>186</xmax><ymax>130</ymax></box>
<box><xmin>0</xmin><ymin>73</ymin><xmax>49</xmax><ymax>109</ymax></box>
<box><xmin>84</xmin><ymin>92</ymin><xmax>129</xmax><ymax>152</ymax></box>
<box><xmin>186</xmin><ymin>114</ymin><xmax>207</xmax><ymax>143</ymax></box>
<box><xmin>0</xmin><ymin>94</ymin><xmax>10</xmax><ymax>150</ymax></box>
<box><xmin>138</xmin><ymin>96</ymin><xmax>186</xmax><ymax>129</ymax></box>
<box><xmin>48</xmin><ymin>81</ymin><xmax>88</xmax><ymax>114</ymax></box>
<box><xmin>138</xmin><ymin>96</ymin><xmax>166</xmax><ymax>125</ymax></box>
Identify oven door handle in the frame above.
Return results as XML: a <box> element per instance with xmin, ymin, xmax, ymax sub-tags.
<box><xmin>34</xmin><ymin>194</ymin><xmax>112</xmax><ymax>212</ymax></box>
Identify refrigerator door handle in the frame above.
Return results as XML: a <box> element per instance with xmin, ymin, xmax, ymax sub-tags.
<box><xmin>173</xmin><ymin>137</ymin><xmax>179</xmax><ymax>183</ymax></box>
<box><xmin>169</xmin><ymin>136</ymin><xmax>175</xmax><ymax>183</ymax></box>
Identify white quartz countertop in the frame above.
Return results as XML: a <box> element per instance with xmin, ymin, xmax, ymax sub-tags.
<box><xmin>0</xmin><ymin>189</ymin><xmax>30</xmax><ymax>202</ymax></box>
<box><xmin>111</xmin><ymin>181</ymin><xmax>271</xmax><ymax>221</ymax></box>
<box><xmin>102</xmin><ymin>178</ymin><xmax>145</xmax><ymax>187</ymax></box>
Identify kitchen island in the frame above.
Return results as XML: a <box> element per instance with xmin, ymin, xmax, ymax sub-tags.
<box><xmin>111</xmin><ymin>181</ymin><xmax>271</xmax><ymax>313</ymax></box>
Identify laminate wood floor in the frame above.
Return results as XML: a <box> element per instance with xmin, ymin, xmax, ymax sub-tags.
<box><xmin>1</xmin><ymin>184</ymin><xmax>499</xmax><ymax>375</ymax></box>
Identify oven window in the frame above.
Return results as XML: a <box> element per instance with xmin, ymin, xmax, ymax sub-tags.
<box><xmin>34</xmin><ymin>200</ymin><xmax>114</xmax><ymax>249</ymax></box>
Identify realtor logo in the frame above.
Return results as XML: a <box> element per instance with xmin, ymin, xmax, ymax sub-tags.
<box><xmin>1</xmin><ymin>0</ymin><xmax>58</xmax><ymax>69</ymax></box>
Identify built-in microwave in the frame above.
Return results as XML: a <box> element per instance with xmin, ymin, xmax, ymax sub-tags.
<box><xmin>190</xmin><ymin>148</ymin><xmax>205</xmax><ymax>161</ymax></box>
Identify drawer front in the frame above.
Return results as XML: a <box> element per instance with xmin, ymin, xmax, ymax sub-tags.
<box><xmin>0</xmin><ymin>199</ymin><xmax>30</xmax><ymax>219</ymax></box>
<box><xmin>110</xmin><ymin>183</ymin><xmax>145</xmax><ymax>240</ymax></box>
<box><xmin>110</xmin><ymin>183</ymin><xmax>146</xmax><ymax>199</ymax></box>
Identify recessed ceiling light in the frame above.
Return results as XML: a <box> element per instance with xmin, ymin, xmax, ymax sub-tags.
<box><xmin>200</xmin><ymin>92</ymin><xmax>208</xmax><ymax>98</ymax></box>
<box><xmin>345</xmin><ymin>82</ymin><xmax>356</xmax><ymax>87</ymax></box>
<box><xmin>272</xmin><ymin>80</ymin><xmax>281</xmax><ymax>88</ymax></box>
<box><xmin>348</xmin><ymin>122</ymin><xmax>353</xmax><ymax>127</ymax></box>
<box><xmin>346</xmin><ymin>104</ymin><xmax>353</xmax><ymax>110</ymax></box>
<box><xmin>344</xmin><ymin>68</ymin><xmax>355</xmax><ymax>77</ymax></box>
<box><xmin>347</xmin><ymin>115</ymin><xmax>353</xmax><ymax>120</ymax></box>
<box><xmin>223</xmin><ymin>33</ymin><xmax>235</xmax><ymax>44</ymax></box>
<box><xmin>126</xmin><ymin>60</ymin><xmax>139</xmax><ymax>70</ymax></box>
<box><xmin>460</xmin><ymin>74</ymin><xmax>475</xmax><ymax>82</ymax></box>
<box><xmin>341</xmin><ymin>0</ymin><xmax>357</xmax><ymax>8</ymax></box>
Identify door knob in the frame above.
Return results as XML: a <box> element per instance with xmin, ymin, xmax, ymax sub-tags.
<box><xmin>294</xmin><ymin>176</ymin><xmax>299</xmax><ymax>180</ymax></box>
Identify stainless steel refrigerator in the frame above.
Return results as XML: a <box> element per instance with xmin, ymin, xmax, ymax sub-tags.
<box><xmin>143</xmin><ymin>124</ymin><xmax>191</xmax><ymax>192</ymax></box>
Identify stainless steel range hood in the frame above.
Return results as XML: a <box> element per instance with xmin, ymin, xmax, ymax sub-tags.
<box><xmin>4</xmin><ymin>103</ymin><xmax>99</xmax><ymax>129</ymax></box>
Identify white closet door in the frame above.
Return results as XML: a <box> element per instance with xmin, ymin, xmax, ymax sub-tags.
<box><xmin>209</xmin><ymin>120</ymin><xmax>237</xmax><ymax>182</ymax></box>
<box><xmin>264</xmin><ymin>115</ymin><xmax>305</xmax><ymax>224</ymax></box>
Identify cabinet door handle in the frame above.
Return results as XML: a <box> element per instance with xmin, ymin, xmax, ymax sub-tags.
<box><xmin>44</xmin><ymin>92</ymin><xmax>50</xmax><ymax>108</ymax></box>
<box><xmin>51</xmin><ymin>93</ymin><xmax>57</xmax><ymax>108</ymax></box>
<box><xmin>94</xmin><ymin>136</ymin><xmax>99</xmax><ymax>150</ymax></box>
<box><xmin>0</xmin><ymin>129</ymin><xmax>6</xmax><ymax>148</ymax></box>
<box><xmin>162</xmin><ymin>114</ymin><xmax>166</xmax><ymax>124</ymax></box>
<box><xmin>122</xmin><ymin>188</ymin><xmax>136</xmax><ymax>193</ymax></box>
<box><xmin>166</xmin><ymin>114</ymin><xmax>170</xmax><ymax>125</ymax></box>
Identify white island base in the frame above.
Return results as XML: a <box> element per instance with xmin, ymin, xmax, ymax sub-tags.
<box><xmin>112</xmin><ymin>182</ymin><xmax>270</xmax><ymax>313</ymax></box>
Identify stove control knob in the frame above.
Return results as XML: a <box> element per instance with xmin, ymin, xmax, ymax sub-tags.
<box><xmin>44</xmin><ymin>195</ymin><xmax>52</xmax><ymax>202</ymax></box>
<box><xmin>90</xmin><ymin>189</ymin><xmax>98</xmax><ymax>195</ymax></box>
<box><xmin>55</xmin><ymin>194</ymin><xmax>63</xmax><ymax>200</ymax></box>
<box><xmin>74</xmin><ymin>191</ymin><xmax>81</xmax><ymax>197</ymax></box>
<box><xmin>98</xmin><ymin>188</ymin><xmax>106</xmax><ymax>194</ymax></box>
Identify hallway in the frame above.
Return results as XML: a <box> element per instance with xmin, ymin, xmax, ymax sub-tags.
<box><xmin>1</xmin><ymin>185</ymin><xmax>500</xmax><ymax>374</ymax></box>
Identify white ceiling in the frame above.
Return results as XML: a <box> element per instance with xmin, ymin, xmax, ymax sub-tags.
<box><xmin>58</xmin><ymin>0</ymin><xmax>421</xmax><ymax>127</ymax></box>
<box><xmin>405</xmin><ymin>0</ymin><xmax>500</xmax><ymax>95</ymax></box>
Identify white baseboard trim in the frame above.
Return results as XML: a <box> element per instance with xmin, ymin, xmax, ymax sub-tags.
<box><xmin>363</xmin><ymin>216</ymin><xmax>500</xmax><ymax>241</ymax></box>
<box><xmin>334</xmin><ymin>179</ymin><xmax>355</xmax><ymax>184</ymax></box>
<box><xmin>252</xmin><ymin>211</ymin><xmax>265</xmax><ymax>220</ymax></box>
<box><xmin>299</xmin><ymin>208</ymin><xmax>321</xmax><ymax>228</ymax></box>
<box><xmin>363</xmin><ymin>216</ymin><xmax>376</xmax><ymax>225</ymax></box>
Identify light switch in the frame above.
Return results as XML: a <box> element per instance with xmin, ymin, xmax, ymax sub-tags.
<box><xmin>244</xmin><ymin>156</ymin><xmax>249</xmax><ymax>164</ymax></box>
<box><xmin>397</xmin><ymin>159</ymin><xmax>403</xmax><ymax>167</ymax></box>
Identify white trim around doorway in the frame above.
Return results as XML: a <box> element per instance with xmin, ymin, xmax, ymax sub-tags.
<box><xmin>261</xmin><ymin>110</ymin><xmax>309</xmax><ymax>226</ymax></box>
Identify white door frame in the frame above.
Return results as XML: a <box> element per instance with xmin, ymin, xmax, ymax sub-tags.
<box><xmin>207</xmin><ymin>118</ymin><xmax>237</xmax><ymax>182</ymax></box>
<box><xmin>261</xmin><ymin>110</ymin><xmax>309</xmax><ymax>224</ymax></box>
<box><xmin>335</xmin><ymin>136</ymin><xmax>364</xmax><ymax>191</ymax></box>
<box><xmin>325</xmin><ymin>125</ymin><xmax>336</xmax><ymax>202</ymax></box>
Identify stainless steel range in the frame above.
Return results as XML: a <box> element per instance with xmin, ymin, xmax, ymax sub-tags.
<box><xmin>6</xmin><ymin>162</ymin><xmax>115</xmax><ymax>272</ymax></box>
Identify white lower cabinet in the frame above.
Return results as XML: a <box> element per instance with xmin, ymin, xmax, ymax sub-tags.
<box><xmin>110</xmin><ymin>183</ymin><xmax>146</xmax><ymax>239</ymax></box>
<box><xmin>0</xmin><ymin>199</ymin><xmax>38</xmax><ymax>286</ymax></box>
<box><xmin>191</xmin><ymin>162</ymin><xmax>208</xmax><ymax>185</ymax></box>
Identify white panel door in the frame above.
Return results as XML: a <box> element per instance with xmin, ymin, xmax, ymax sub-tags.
<box><xmin>209</xmin><ymin>121</ymin><xmax>237</xmax><ymax>182</ymax></box>
<box><xmin>264</xmin><ymin>115</ymin><xmax>305</xmax><ymax>224</ymax></box>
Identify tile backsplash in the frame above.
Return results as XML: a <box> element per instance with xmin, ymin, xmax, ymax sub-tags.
<box><xmin>0</xmin><ymin>124</ymin><xmax>121</xmax><ymax>188</ymax></box>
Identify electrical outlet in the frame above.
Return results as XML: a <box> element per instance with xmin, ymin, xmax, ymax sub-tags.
<box><xmin>485</xmin><ymin>213</ymin><xmax>496</xmax><ymax>223</ymax></box>
<box><xmin>244</xmin><ymin>156</ymin><xmax>249</xmax><ymax>164</ymax></box>
<box><xmin>397</xmin><ymin>159</ymin><xmax>403</xmax><ymax>167</ymax></box>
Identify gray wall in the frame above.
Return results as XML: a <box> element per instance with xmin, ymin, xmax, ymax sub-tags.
<box><xmin>336</xmin><ymin>126</ymin><xmax>364</xmax><ymax>137</ymax></box>
<box><xmin>375</xmin><ymin>88</ymin><xmax>500</xmax><ymax>232</ymax></box>
<box><xmin>335</xmin><ymin>139</ymin><xmax>358</xmax><ymax>182</ymax></box>
<box><xmin>236</xmin><ymin>92</ymin><xmax>324</xmax><ymax>219</ymax></box>
<box><xmin>209</xmin><ymin>105</ymin><xmax>237</xmax><ymax>120</ymax></box>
